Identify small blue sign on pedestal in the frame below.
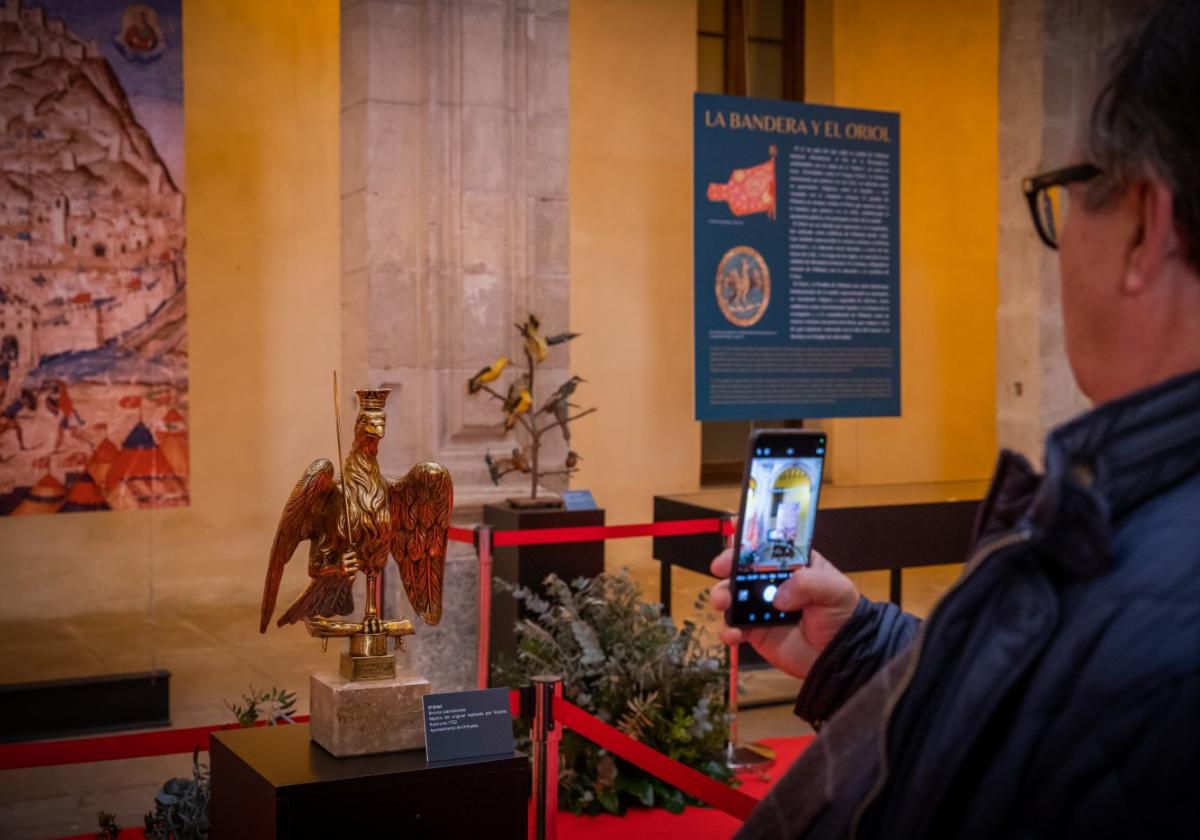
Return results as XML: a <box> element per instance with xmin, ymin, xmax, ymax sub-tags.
<box><xmin>561</xmin><ymin>489</ymin><xmax>598</xmax><ymax>511</ymax></box>
<box><xmin>422</xmin><ymin>688</ymin><xmax>514</xmax><ymax>765</ymax></box>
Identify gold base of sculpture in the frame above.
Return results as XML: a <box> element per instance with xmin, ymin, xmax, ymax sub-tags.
<box><xmin>306</xmin><ymin>614</ymin><xmax>414</xmax><ymax>682</ymax></box>
<box><xmin>340</xmin><ymin>650</ymin><xmax>395</xmax><ymax>681</ymax></box>
<box><xmin>338</xmin><ymin>630</ymin><xmax>398</xmax><ymax>680</ymax></box>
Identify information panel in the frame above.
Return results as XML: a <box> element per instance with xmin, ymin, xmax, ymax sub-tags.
<box><xmin>423</xmin><ymin>688</ymin><xmax>514</xmax><ymax>764</ymax></box>
<box><xmin>694</xmin><ymin>94</ymin><xmax>900</xmax><ymax>420</ymax></box>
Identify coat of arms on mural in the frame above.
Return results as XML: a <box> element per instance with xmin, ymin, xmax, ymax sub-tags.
<box><xmin>0</xmin><ymin>0</ymin><xmax>187</xmax><ymax>515</ymax></box>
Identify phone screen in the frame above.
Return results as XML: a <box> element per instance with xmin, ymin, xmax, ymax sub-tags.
<box><xmin>727</xmin><ymin>431</ymin><xmax>826</xmax><ymax>626</ymax></box>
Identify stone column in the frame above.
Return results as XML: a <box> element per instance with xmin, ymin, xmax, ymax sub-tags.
<box><xmin>341</xmin><ymin>0</ymin><xmax>569</xmax><ymax>691</ymax></box>
<box><xmin>997</xmin><ymin>0</ymin><xmax>1156</xmax><ymax>463</ymax></box>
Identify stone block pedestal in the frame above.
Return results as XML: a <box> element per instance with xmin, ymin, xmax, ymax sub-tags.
<box><xmin>309</xmin><ymin>671</ymin><xmax>430</xmax><ymax>757</ymax></box>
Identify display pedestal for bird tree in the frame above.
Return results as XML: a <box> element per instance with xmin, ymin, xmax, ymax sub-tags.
<box><xmin>483</xmin><ymin>503</ymin><xmax>605</xmax><ymax>679</ymax></box>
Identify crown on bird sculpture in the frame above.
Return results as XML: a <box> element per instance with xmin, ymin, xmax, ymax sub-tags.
<box><xmin>355</xmin><ymin>388</ymin><xmax>392</xmax><ymax>412</ymax></box>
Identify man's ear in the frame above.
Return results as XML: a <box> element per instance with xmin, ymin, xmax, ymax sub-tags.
<box><xmin>1125</xmin><ymin>179</ymin><xmax>1179</xmax><ymax>293</ymax></box>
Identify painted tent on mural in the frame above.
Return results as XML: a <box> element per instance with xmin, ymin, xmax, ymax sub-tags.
<box><xmin>0</xmin><ymin>0</ymin><xmax>187</xmax><ymax>515</ymax></box>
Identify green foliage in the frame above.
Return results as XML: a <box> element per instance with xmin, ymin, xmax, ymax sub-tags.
<box><xmin>143</xmin><ymin>747</ymin><xmax>210</xmax><ymax>840</ymax></box>
<box><xmin>224</xmin><ymin>685</ymin><xmax>297</xmax><ymax>727</ymax></box>
<box><xmin>95</xmin><ymin>811</ymin><xmax>120</xmax><ymax>839</ymax></box>
<box><xmin>493</xmin><ymin>570</ymin><xmax>733</xmax><ymax>816</ymax></box>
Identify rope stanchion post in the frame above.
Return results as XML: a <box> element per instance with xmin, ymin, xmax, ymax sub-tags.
<box><xmin>529</xmin><ymin>674</ymin><xmax>562</xmax><ymax>840</ymax></box>
<box><xmin>723</xmin><ymin>513</ymin><xmax>741</xmax><ymax>765</ymax></box>
<box><xmin>476</xmin><ymin>524</ymin><xmax>494</xmax><ymax>690</ymax></box>
<box><xmin>722</xmin><ymin>513</ymin><xmax>773</xmax><ymax>774</ymax></box>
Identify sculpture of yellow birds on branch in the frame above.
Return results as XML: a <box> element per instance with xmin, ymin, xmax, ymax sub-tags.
<box><xmin>466</xmin><ymin>315</ymin><xmax>596</xmax><ymax>505</ymax></box>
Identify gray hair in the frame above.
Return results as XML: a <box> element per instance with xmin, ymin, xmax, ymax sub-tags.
<box><xmin>1085</xmin><ymin>0</ymin><xmax>1200</xmax><ymax>268</ymax></box>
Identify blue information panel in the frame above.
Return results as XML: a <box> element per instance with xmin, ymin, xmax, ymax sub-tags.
<box><xmin>694</xmin><ymin>94</ymin><xmax>900</xmax><ymax>420</ymax></box>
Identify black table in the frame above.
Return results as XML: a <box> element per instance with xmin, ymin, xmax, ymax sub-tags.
<box><xmin>653</xmin><ymin>480</ymin><xmax>987</xmax><ymax>612</ymax></box>
<box><xmin>210</xmin><ymin>724</ymin><xmax>529</xmax><ymax>839</ymax></box>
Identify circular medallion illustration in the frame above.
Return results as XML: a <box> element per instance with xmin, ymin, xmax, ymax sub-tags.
<box><xmin>715</xmin><ymin>246</ymin><xmax>770</xmax><ymax>327</ymax></box>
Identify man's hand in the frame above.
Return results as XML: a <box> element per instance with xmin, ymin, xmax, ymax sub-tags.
<box><xmin>708</xmin><ymin>549</ymin><xmax>860</xmax><ymax>679</ymax></box>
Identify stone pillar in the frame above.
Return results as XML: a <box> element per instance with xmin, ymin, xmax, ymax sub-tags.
<box><xmin>997</xmin><ymin>0</ymin><xmax>1155</xmax><ymax>463</ymax></box>
<box><xmin>341</xmin><ymin>0</ymin><xmax>570</xmax><ymax>691</ymax></box>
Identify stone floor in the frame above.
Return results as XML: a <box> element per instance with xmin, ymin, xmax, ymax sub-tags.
<box><xmin>0</xmin><ymin>552</ymin><xmax>960</xmax><ymax>838</ymax></box>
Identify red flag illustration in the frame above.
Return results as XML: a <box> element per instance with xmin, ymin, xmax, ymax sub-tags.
<box><xmin>707</xmin><ymin>146</ymin><xmax>777</xmax><ymax>219</ymax></box>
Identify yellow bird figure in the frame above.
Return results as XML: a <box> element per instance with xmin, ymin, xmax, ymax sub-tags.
<box><xmin>517</xmin><ymin>314</ymin><xmax>549</xmax><ymax>363</ymax></box>
<box><xmin>504</xmin><ymin>387</ymin><xmax>532</xmax><ymax>430</ymax></box>
<box><xmin>467</xmin><ymin>357</ymin><xmax>509</xmax><ymax>393</ymax></box>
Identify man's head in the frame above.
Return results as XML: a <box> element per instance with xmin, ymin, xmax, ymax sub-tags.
<box><xmin>1057</xmin><ymin>0</ymin><xmax>1200</xmax><ymax>403</ymax></box>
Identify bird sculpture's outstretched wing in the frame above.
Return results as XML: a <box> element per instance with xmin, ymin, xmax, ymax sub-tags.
<box><xmin>390</xmin><ymin>462</ymin><xmax>453</xmax><ymax>625</ymax></box>
<box><xmin>260</xmin><ymin>459</ymin><xmax>335</xmax><ymax>633</ymax></box>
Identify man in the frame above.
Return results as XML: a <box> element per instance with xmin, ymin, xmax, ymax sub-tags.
<box><xmin>45</xmin><ymin>379</ymin><xmax>86</xmax><ymax>453</ymax></box>
<box><xmin>0</xmin><ymin>388</ymin><xmax>36</xmax><ymax>453</ymax></box>
<box><xmin>709</xmin><ymin>3</ymin><xmax>1200</xmax><ymax>837</ymax></box>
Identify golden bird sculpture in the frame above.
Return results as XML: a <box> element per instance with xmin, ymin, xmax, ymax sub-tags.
<box><xmin>259</xmin><ymin>387</ymin><xmax>453</xmax><ymax>681</ymax></box>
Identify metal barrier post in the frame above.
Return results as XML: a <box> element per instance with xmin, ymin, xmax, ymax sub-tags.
<box><xmin>529</xmin><ymin>675</ymin><xmax>562</xmax><ymax>840</ymax></box>
<box><xmin>722</xmin><ymin>514</ymin><xmax>773</xmax><ymax>773</ymax></box>
<box><xmin>476</xmin><ymin>525</ymin><xmax>493</xmax><ymax>689</ymax></box>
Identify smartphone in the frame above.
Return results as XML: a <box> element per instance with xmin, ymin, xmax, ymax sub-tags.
<box><xmin>726</xmin><ymin>429</ymin><xmax>826</xmax><ymax>627</ymax></box>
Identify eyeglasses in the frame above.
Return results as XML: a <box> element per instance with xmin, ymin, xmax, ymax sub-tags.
<box><xmin>1022</xmin><ymin>164</ymin><xmax>1102</xmax><ymax>249</ymax></box>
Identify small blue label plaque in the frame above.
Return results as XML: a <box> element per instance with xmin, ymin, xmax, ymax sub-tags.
<box><xmin>561</xmin><ymin>489</ymin><xmax>598</xmax><ymax>511</ymax></box>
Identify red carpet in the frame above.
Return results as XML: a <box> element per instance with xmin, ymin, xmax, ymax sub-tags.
<box><xmin>558</xmin><ymin>735</ymin><xmax>815</xmax><ymax>840</ymax></box>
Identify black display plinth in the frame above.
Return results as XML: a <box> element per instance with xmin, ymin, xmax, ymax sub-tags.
<box><xmin>209</xmin><ymin>723</ymin><xmax>529</xmax><ymax>839</ymax></box>
<box><xmin>484</xmin><ymin>503</ymin><xmax>605</xmax><ymax>675</ymax></box>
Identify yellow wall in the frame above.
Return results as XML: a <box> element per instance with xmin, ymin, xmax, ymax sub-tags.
<box><xmin>571</xmin><ymin>0</ymin><xmax>998</xmax><ymax>532</ymax></box>
<box><xmin>810</xmin><ymin>0</ymin><xmax>999</xmax><ymax>484</ymax></box>
<box><xmin>569</xmin><ymin>0</ymin><xmax>702</xmax><ymax>532</ymax></box>
<box><xmin>2</xmin><ymin>0</ymin><xmax>997</xmax><ymax>619</ymax></box>
<box><xmin>0</xmin><ymin>0</ymin><xmax>341</xmax><ymax>618</ymax></box>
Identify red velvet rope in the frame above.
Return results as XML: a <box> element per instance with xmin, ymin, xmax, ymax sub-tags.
<box><xmin>553</xmin><ymin>695</ymin><xmax>758</xmax><ymax>820</ymax></box>
<box><xmin>447</xmin><ymin>517</ymin><xmax>734</xmax><ymax>547</ymax></box>
<box><xmin>8</xmin><ymin>693</ymin><xmax>758</xmax><ymax>822</ymax></box>
<box><xmin>0</xmin><ymin>716</ymin><xmax>310</xmax><ymax>771</ymax></box>
<box><xmin>448</xmin><ymin>525</ymin><xmax>475</xmax><ymax>544</ymax></box>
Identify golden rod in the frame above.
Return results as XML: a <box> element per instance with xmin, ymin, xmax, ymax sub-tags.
<box><xmin>332</xmin><ymin>371</ymin><xmax>355</xmax><ymax>556</ymax></box>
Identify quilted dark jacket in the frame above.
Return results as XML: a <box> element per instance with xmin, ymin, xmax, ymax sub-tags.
<box><xmin>737</xmin><ymin>369</ymin><xmax>1200</xmax><ymax>839</ymax></box>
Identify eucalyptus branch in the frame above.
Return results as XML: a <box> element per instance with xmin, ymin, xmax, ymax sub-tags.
<box><xmin>480</xmin><ymin>384</ymin><xmax>507</xmax><ymax>402</ymax></box>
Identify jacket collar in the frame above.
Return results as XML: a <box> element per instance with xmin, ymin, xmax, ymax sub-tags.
<box><xmin>994</xmin><ymin>368</ymin><xmax>1200</xmax><ymax>578</ymax></box>
<box><xmin>1046</xmin><ymin>367</ymin><xmax>1200</xmax><ymax>523</ymax></box>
